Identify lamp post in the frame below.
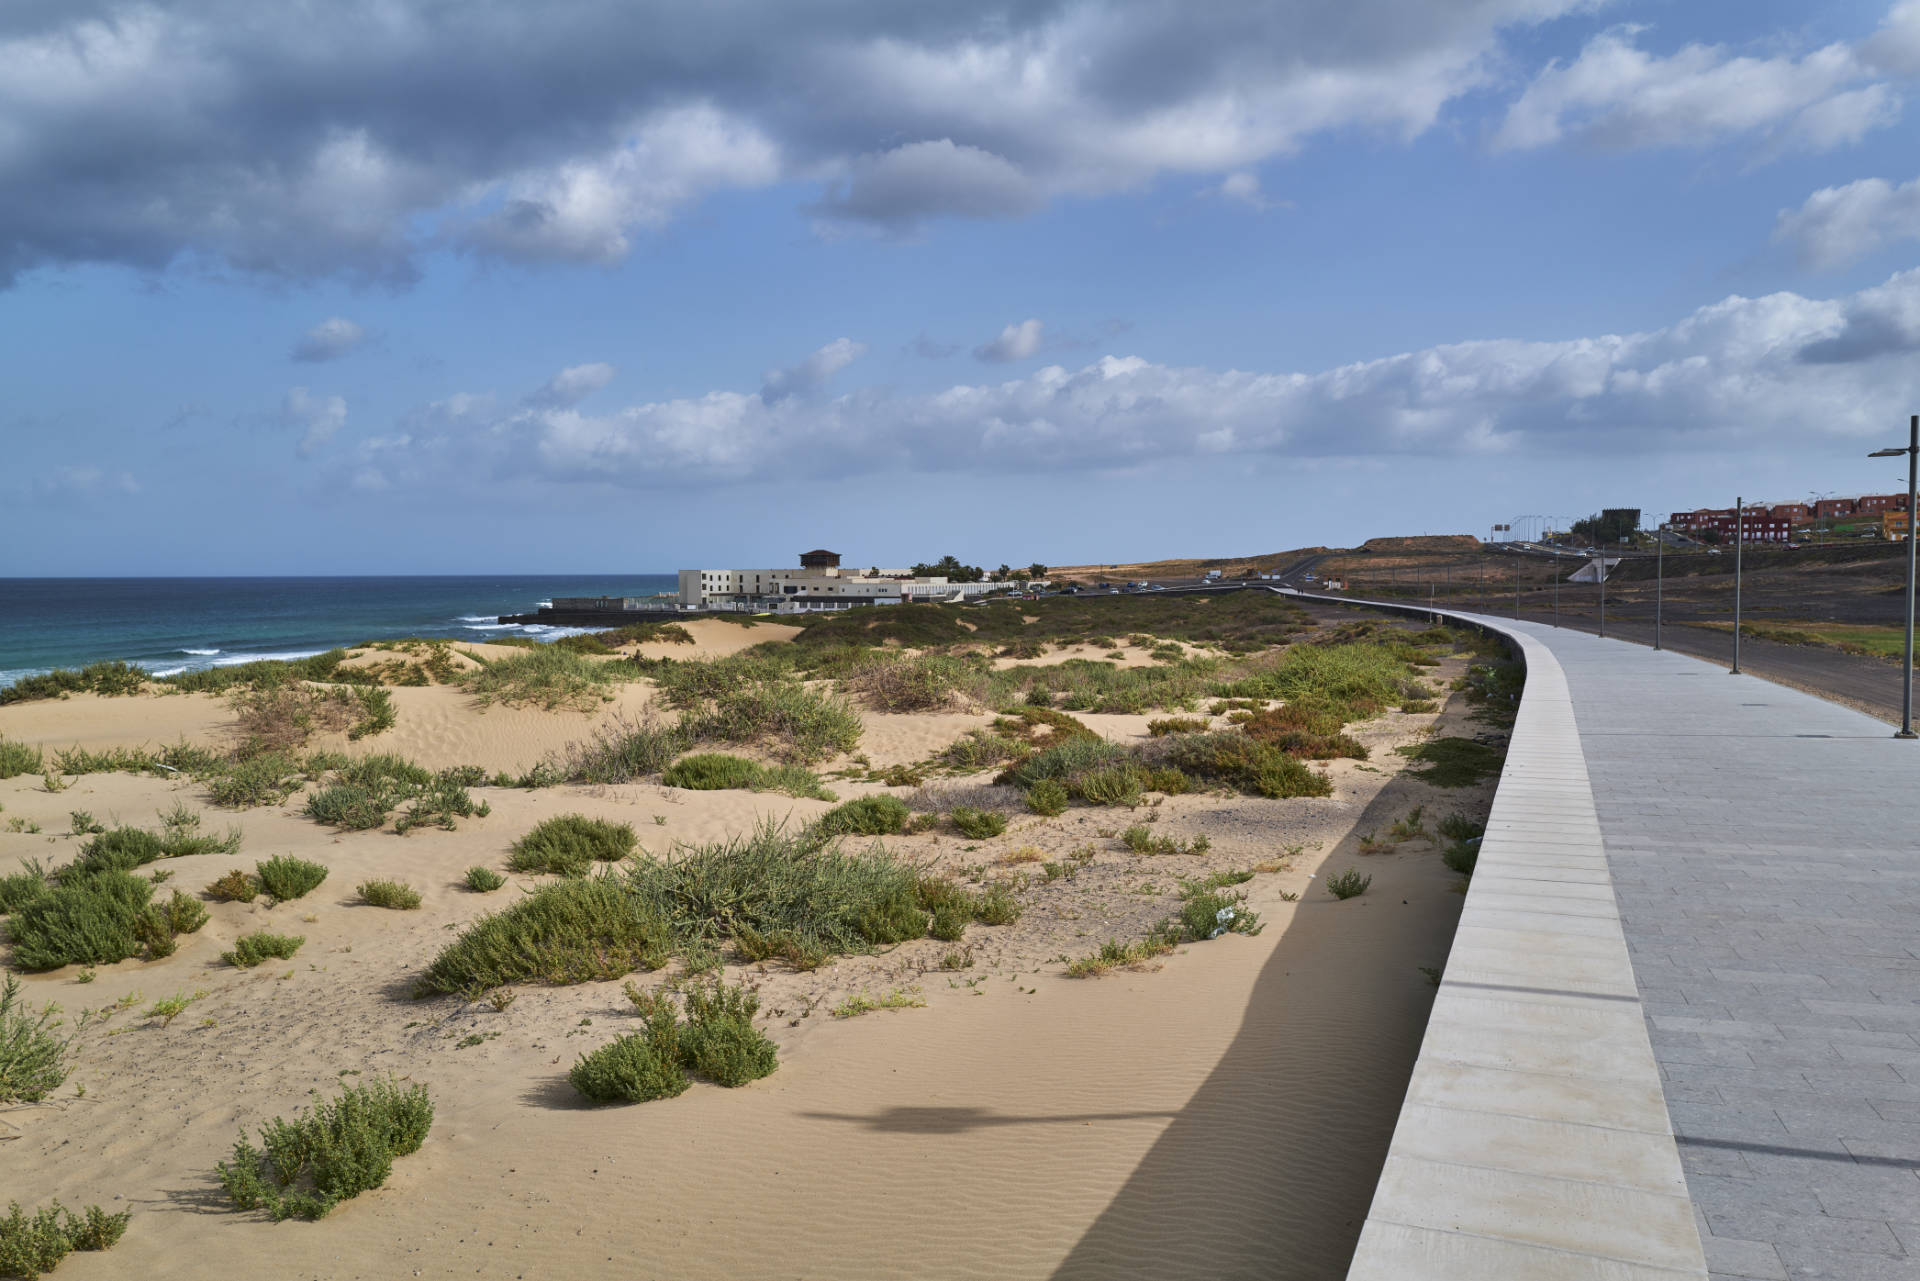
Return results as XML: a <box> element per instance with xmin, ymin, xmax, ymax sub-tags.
<box><xmin>1552</xmin><ymin>568</ymin><xmax>1559</xmax><ymax>627</ymax></box>
<box><xmin>1731</xmin><ymin>497</ymin><xmax>1743</xmax><ymax>675</ymax></box>
<box><xmin>1869</xmin><ymin>415</ymin><xmax>1919</xmax><ymax>739</ymax></box>
<box><xmin>1655</xmin><ymin>520</ymin><xmax>1665</xmax><ymax>651</ymax></box>
<box><xmin>1599</xmin><ymin>551</ymin><xmax>1606</xmax><ymax>638</ymax></box>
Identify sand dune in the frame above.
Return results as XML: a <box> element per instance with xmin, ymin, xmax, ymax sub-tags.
<box><xmin>0</xmin><ymin>636</ymin><xmax>1490</xmax><ymax>1280</ymax></box>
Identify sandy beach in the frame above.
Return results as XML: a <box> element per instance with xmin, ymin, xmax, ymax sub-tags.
<box><xmin>0</xmin><ymin>609</ymin><xmax>1497</xmax><ymax>1279</ymax></box>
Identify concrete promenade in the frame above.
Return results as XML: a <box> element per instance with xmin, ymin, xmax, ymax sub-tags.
<box><xmin>1351</xmin><ymin>604</ymin><xmax>1920</xmax><ymax>1280</ymax></box>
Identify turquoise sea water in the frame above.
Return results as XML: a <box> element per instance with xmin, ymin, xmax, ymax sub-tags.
<box><xmin>0</xmin><ymin>576</ymin><xmax>678</xmax><ymax>689</ymax></box>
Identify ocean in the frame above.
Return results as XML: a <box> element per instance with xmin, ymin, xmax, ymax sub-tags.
<box><xmin>0</xmin><ymin>576</ymin><xmax>679</xmax><ymax>689</ymax></box>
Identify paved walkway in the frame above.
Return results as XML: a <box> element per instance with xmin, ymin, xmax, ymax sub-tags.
<box><xmin>1507</xmin><ymin>619</ymin><xmax>1920</xmax><ymax>1280</ymax></box>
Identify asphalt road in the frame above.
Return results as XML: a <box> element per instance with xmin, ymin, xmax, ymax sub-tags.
<box><xmin>1290</xmin><ymin>586</ymin><xmax>1915</xmax><ymax>728</ymax></box>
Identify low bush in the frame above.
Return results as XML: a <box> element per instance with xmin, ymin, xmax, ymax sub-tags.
<box><xmin>417</xmin><ymin>877</ymin><xmax>673</xmax><ymax>995</ymax></box>
<box><xmin>7</xmin><ymin>871</ymin><xmax>205</xmax><ymax>970</ymax></box>
<box><xmin>937</xmin><ymin>728</ymin><xmax>1027</xmax><ymax>772</ymax></box>
<box><xmin>660</xmin><ymin>753</ymin><xmax>833</xmax><ymax>800</ymax></box>
<box><xmin>846</xmin><ymin>652</ymin><xmax>983</xmax><ymax>712</ymax></box>
<box><xmin>0</xmin><ymin>660</ymin><xmax>149</xmax><ymax>705</ymax></box>
<box><xmin>0</xmin><ymin>737</ymin><xmax>43</xmax><ymax>780</ymax></box>
<box><xmin>680</xmin><ymin>980</ymin><xmax>778</xmax><ymax>1087</ymax></box>
<box><xmin>949</xmin><ymin>807</ymin><xmax>1007</xmax><ymax>839</ymax></box>
<box><xmin>1176</xmin><ymin>886</ymin><xmax>1261</xmax><ymax>940</ymax></box>
<box><xmin>811</xmin><ymin>795</ymin><xmax>910</xmax><ymax>838</ymax></box>
<box><xmin>303</xmin><ymin>756</ymin><xmax>486</xmax><ymax>833</ymax></box>
<box><xmin>0</xmin><ymin>975</ymin><xmax>77</xmax><ymax>1104</ymax></box>
<box><xmin>1325</xmin><ymin>868</ymin><xmax>1372</xmax><ymax>900</ymax></box>
<box><xmin>465</xmin><ymin>866</ymin><xmax>507</xmax><ymax>892</ymax></box>
<box><xmin>1442</xmin><ymin>840</ymin><xmax>1479</xmax><ymax>876</ymax></box>
<box><xmin>1065</xmin><ymin>934</ymin><xmax>1176</xmax><ymax>978</ymax></box>
<box><xmin>569</xmin><ymin>994</ymin><xmax>688</xmax><ymax>1104</ymax></box>
<box><xmin>1437</xmin><ymin>813</ymin><xmax>1485</xmax><ymax>842</ymax></box>
<box><xmin>205</xmin><ymin>751</ymin><xmax>306</xmax><ymax>808</ymax></box>
<box><xmin>358</xmin><ymin>879</ymin><xmax>421</xmax><ymax>910</ymax></box>
<box><xmin>508</xmin><ymin>815</ymin><xmax>638</xmax><ymax>877</ymax></box>
<box><xmin>1024</xmin><ymin>780</ymin><xmax>1068</xmax><ymax>816</ymax></box>
<box><xmin>1072</xmin><ymin>763</ymin><xmax>1144</xmax><ymax>807</ymax></box>
<box><xmin>0</xmin><ymin>862</ymin><xmax>52</xmax><ymax>915</ymax></box>
<box><xmin>255</xmin><ymin>855</ymin><xmax>328</xmax><ymax>902</ymax></box>
<box><xmin>1147</xmin><ymin>717</ymin><xmax>1210</xmax><ymax>737</ymax></box>
<box><xmin>215</xmin><ymin>1079</ymin><xmax>433</xmax><ymax>1221</ymax></box>
<box><xmin>204</xmin><ymin>869</ymin><xmax>257</xmax><ymax>903</ymax></box>
<box><xmin>0</xmin><ymin>1200</ymin><xmax>130</xmax><ymax>1276</ymax></box>
<box><xmin>222</xmin><ymin>931</ymin><xmax>305</xmax><ymax>968</ymax></box>
<box><xmin>348</xmin><ymin>687</ymin><xmax>397</xmax><ymax>739</ymax></box>
<box><xmin>1157</xmin><ymin>732</ymin><xmax>1333</xmax><ymax>799</ymax></box>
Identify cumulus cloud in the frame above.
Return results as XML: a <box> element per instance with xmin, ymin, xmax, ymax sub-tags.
<box><xmin>974</xmin><ymin>319</ymin><xmax>1045</xmax><ymax>364</ymax></box>
<box><xmin>285</xmin><ymin>386</ymin><xmax>347</xmax><ymax>458</ymax></box>
<box><xmin>1495</xmin><ymin>26</ymin><xmax>1898</xmax><ymax>155</ymax></box>
<box><xmin>525</xmin><ymin>363</ymin><xmax>616</xmax><ymax>409</ymax></box>
<box><xmin>1864</xmin><ymin>0</ymin><xmax>1920</xmax><ymax>75</ymax></box>
<box><xmin>355</xmin><ymin>269</ymin><xmax>1920</xmax><ymax>488</ymax></box>
<box><xmin>1776</xmin><ymin>175</ymin><xmax>1920</xmax><ymax>269</ymax></box>
<box><xmin>31</xmin><ymin>466</ymin><xmax>140</xmax><ymax>499</ymax></box>
<box><xmin>760</xmin><ymin>338</ymin><xmax>866</xmax><ymax>403</ymax></box>
<box><xmin>292</xmin><ymin>316</ymin><xmax>367</xmax><ymax>362</ymax></box>
<box><xmin>0</xmin><ymin>0</ymin><xmax>1605</xmax><ymax>284</ymax></box>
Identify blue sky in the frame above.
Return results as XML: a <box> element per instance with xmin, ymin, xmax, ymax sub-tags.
<box><xmin>5</xmin><ymin>0</ymin><xmax>1920</xmax><ymax>574</ymax></box>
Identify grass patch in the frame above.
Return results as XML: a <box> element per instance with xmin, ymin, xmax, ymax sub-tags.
<box><xmin>215</xmin><ymin>1078</ymin><xmax>433</xmax><ymax>1221</ymax></box>
<box><xmin>0</xmin><ymin>738</ymin><xmax>43</xmax><ymax>780</ymax></box>
<box><xmin>1156</xmin><ymin>732</ymin><xmax>1332</xmax><ymax>799</ymax></box>
<box><xmin>0</xmin><ymin>660</ymin><xmax>151</xmax><ymax>704</ymax></box>
<box><xmin>302</xmin><ymin>755</ymin><xmax>486</xmax><ymax>834</ymax></box>
<box><xmin>465</xmin><ymin>645</ymin><xmax>638</xmax><ymax>711</ymax></box>
<box><xmin>417</xmin><ymin>877</ymin><xmax>671</xmax><ymax>996</ymax></box>
<box><xmin>1065</xmin><ymin>935</ymin><xmax>1176</xmax><ymax>978</ymax></box>
<box><xmin>222</xmin><ymin>931</ymin><xmax>305</xmax><ymax>968</ymax></box>
<box><xmin>811</xmin><ymin>795</ymin><xmax>911</xmax><ymax>838</ymax></box>
<box><xmin>560</xmin><ymin>714</ymin><xmax>688</xmax><ymax>784</ymax></box>
<box><xmin>949</xmin><ymin>807</ymin><xmax>1007</xmax><ymax>839</ymax></box>
<box><xmin>1394</xmin><ymin>737</ymin><xmax>1505</xmax><ymax>788</ymax></box>
<box><xmin>508</xmin><ymin>815</ymin><xmax>638</xmax><ymax>877</ymax></box>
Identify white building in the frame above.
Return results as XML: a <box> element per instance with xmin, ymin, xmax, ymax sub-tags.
<box><xmin>677</xmin><ymin>551</ymin><xmax>1023</xmax><ymax>613</ymax></box>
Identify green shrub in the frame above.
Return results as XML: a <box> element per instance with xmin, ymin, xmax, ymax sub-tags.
<box><xmin>255</xmin><ymin>855</ymin><xmax>328</xmax><ymax>902</ymax></box>
<box><xmin>568</xmin><ymin>998</ymin><xmax>688</xmax><ymax>1104</ymax></box>
<box><xmin>6</xmin><ymin>871</ymin><xmax>196</xmax><ymax>970</ymax></box>
<box><xmin>1072</xmin><ymin>763</ymin><xmax>1144</xmax><ymax>807</ymax></box>
<box><xmin>205</xmin><ymin>752</ymin><xmax>305</xmax><ymax>808</ymax></box>
<box><xmin>1158</xmin><ymin>732</ymin><xmax>1332</xmax><ymax>799</ymax></box>
<box><xmin>303</xmin><ymin>784</ymin><xmax>390</xmax><ymax>831</ymax></box>
<box><xmin>508</xmin><ymin>815</ymin><xmax>637</xmax><ymax>877</ymax></box>
<box><xmin>681</xmin><ymin>980</ymin><xmax>778</xmax><ymax>1087</ymax></box>
<box><xmin>1437</xmin><ymin>813</ymin><xmax>1486</xmax><ymax>842</ymax></box>
<box><xmin>358</xmin><ymin>879</ymin><xmax>421</xmax><ymax>910</ymax></box>
<box><xmin>937</xmin><ymin>728</ymin><xmax>1027</xmax><ymax>772</ymax></box>
<box><xmin>812</xmin><ymin>795</ymin><xmax>910</xmax><ymax>838</ymax></box>
<box><xmin>1325</xmin><ymin>868</ymin><xmax>1372</xmax><ymax>900</ymax></box>
<box><xmin>0</xmin><ymin>862</ymin><xmax>52</xmax><ymax>915</ymax></box>
<box><xmin>215</xmin><ymin>1079</ymin><xmax>433</xmax><ymax>1221</ymax></box>
<box><xmin>223</xmin><ymin>931</ymin><xmax>305</xmax><ymax>968</ymax></box>
<box><xmin>465</xmin><ymin>866</ymin><xmax>507</xmax><ymax>892</ymax></box>
<box><xmin>0</xmin><ymin>660</ymin><xmax>149</xmax><ymax>705</ymax></box>
<box><xmin>1442</xmin><ymin>840</ymin><xmax>1479</xmax><ymax>876</ymax></box>
<box><xmin>1000</xmin><ymin>735</ymin><xmax>1129</xmax><ymax>789</ymax></box>
<box><xmin>347</xmin><ymin>687</ymin><xmax>397</xmax><ymax>740</ymax></box>
<box><xmin>1147</xmin><ymin>717</ymin><xmax>1210</xmax><ymax>737</ymax></box>
<box><xmin>1024</xmin><ymin>780</ymin><xmax>1068</xmax><ymax>816</ymax></box>
<box><xmin>0</xmin><ymin>738</ymin><xmax>43</xmax><ymax>780</ymax></box>
<box><xmin>847</xmin><ymin>653</ymin><xmax>982</xmax><ymax>711</ymax></box>
<box><xmin>949</xmin><ymin>807</ymin><xmax>1007</xmax><ymax>839</ymax></box>
<box><xmin>67</xmin><ymin>827</ymin><xmax>167</xmax><ymax>880</ymax></box>
<box><xmin>1177</xmin><ymin>887</ymin><xmax>1261</xmax><ymax>940</ymax></box>
<box><xmin>205</xmin><ymin>868</ymin><xmax>257</xmax><ymax>903</ymax></box>
<box><xmin>0</xmin><ymin>975</ymin><xmax>76</xmax><ymax>1103</ymax></box>
<box><xmin>417</xmin><ymin>876</ymin><xmax>673</xmax><ymax>995</ymax></box>
<box><xmin>158</xmin><ymin>890</ymin><xmax>209</xmax><ymax>937</ymax></box>
<box><xmin>1064</xmin><ymin>935</ymin><xmax>1177</xmax><ymax>977</ymax></box>
<box><xmin>0</xmin><ymin>1200</ymin><xmax>130</xmax><ymax>1276</ymax></box>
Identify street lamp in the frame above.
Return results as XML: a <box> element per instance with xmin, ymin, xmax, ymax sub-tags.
<box><xmin>1655</xmin><ymin>518</ymin><xmax>1665</xmax><ymax>651</ymax></box>
<box><xmin>1731</xmin><ymin>496</ymin><xmax>1744</xmax><ymax>675</ymax></box>
<box><xmin>1869</xmin><ymin>414</ymin><xmax>1919</xmax><ymax>739</ymax></box>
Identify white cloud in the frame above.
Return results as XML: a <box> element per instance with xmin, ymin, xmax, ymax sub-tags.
<box><xmin>760</xmin><ymin>338</ymin><xmax>866</xmax><ymax>403</ymax></box>
<box><xmin>1775</xmin><ymin>175</ymin><xmax>1920</xmax><ymax>269</ymax></box>
<box><xmin>360</xmin><ymin>269</ymin><xmax>1920</xmax><ymax>488</ymax></box>
<box><xmin>1494</xmin><ymin>26</ymin><xmax>1897</xmax><ymax>155</ymax></box>
<box><xmin>526</xmin><ymin>363</ymin><xmax>617</xmax><ymax>409</ymax></box>
<box><xmin>0</xmin><ymin>0</ymin><xmax>1606</xmax><ymax>282</ymax></box>
<box><xmin>292</xmin><ymin>316</ymin><xmax>367</xmax><ymax>363</ymax></box>
<box><xmin>285</xmin><ymin>386</ymin><xmax>347</xmax><ymax>458</ymax></box>
<box><xmin>1864</xmin><ymin>0</ymin><xmax>1920</xmax><ymax>75</ymax></box>
<box><xmin>33</xmin><ymin>466</ymin><xmax>140</xmax><ymax>499</ymax></box>
<box><xmin>973</xmin><ymin>319</ymin><xmax>1045</xmax><ymax>364</ymax></box>
<box><xmin>1202</xmin><ymin>171</ymin><xmax>1283</xmax><ymax>211</ymax></box>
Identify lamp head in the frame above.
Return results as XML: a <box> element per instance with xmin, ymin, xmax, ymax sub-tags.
<box><xmin>1870</xmin><ymin>448</ymin><xmax>1908</xmax><ymax>458</ymax></box>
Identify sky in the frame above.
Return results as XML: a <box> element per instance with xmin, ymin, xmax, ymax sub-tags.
<box><xmin>6</xmin><ymin>0</ymin><xmax>1920</xmax><ymax>575</ymax></box>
